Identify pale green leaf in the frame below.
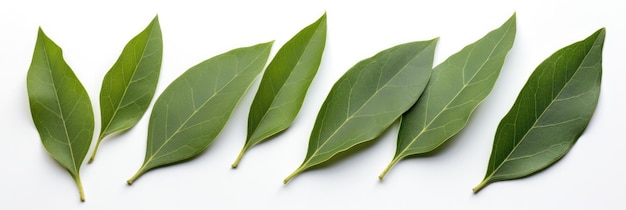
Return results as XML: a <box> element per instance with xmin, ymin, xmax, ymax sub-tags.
<box><xmin>473</xmin><ymin>28</ymin><xmax>605</xmax><ymax>193</ymax></box>
<box><xmin>379</xmin><ymin>14</ymin><xmax>516</xmax><ymax>179</ymax></box>
<box><xmin>26</xmin><ymin>28</ymin><xmax>94</xmax><ymax>201</ymax></box>
<box><xmin>90</xmin><ymin>15</ymin><xmax>163</xmax><ymax>163</ymax></box>
<box><xmin>128</xmin><ymin>42</ymin><xmax>273</xmax><ymax>184</ymax></box>
<box><xmin>284</xmin><ymin>39</ymin><xmax>438</xmax><ymax>183</ymax></box>
<box><xmin>232</xmin><ymin>13</ymin><xmax>326</xmax><ymax>168</ymax></box>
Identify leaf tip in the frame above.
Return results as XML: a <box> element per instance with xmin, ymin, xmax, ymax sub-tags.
<box><xmin>37</xmin><ymin>26</ymin><xmax>46</xmax><ymax>37</ymax></box>
<box><xmin>508</xmin><ymin>12</ymin><xmax>517</xmax><ymax>23</ymax></box>
<box><xmin>596</xmin><ymin>27</ymin><xmax>607</xmax><ymax>37</ymax></box>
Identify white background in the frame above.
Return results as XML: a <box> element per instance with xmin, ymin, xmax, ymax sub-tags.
<box><xmin>1</xmin><ymin>0</ymin><xmax>624</xmax><ymax>209</ymax></box>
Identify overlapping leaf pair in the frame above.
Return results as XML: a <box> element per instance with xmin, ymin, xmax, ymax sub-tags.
<box><xmin>284</xmin><ymin>14</ymin><xmax>517</xmax><ymax>183</ymax></box>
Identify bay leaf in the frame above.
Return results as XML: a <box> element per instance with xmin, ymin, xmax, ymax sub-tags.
<box><xmin>284</xmin><ymin>39</ymin><xmax>438</xmax><ymax>183</ymax></box>
<box><xmin>127</xmin><ymin>41</ymin><xmax>273</xmax><ymax>184</ymax></box>
<box><xmin>89</xmin><ymin>15</ymin><xmax>163</xmax><ymax>163</ymax></box>
<box><xmin>379</xmin><ymin>14</ymin><xmax>516</xmax><ymax>179</ymax></box>
<box><xmin>473</xmin><ymin>28</ymin><xmax>605</xmax><ymax>193</ymax></box>
<box><xmin>232</xmin><ymin>13</ymin><xmax>326</xmax><ymax>168</ymax></box>
<box><xmin>26</xmin><ymin>28</ymin><xmax>94</xmax><ymax>201</ymax></box>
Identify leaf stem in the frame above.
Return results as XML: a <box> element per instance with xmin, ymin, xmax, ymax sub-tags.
<box><xmin>127</xmin><ymin>166</ymin><xmax>147</xmax><ymax>185</ymax></box>
<box><xmin>231</xmin><ymin>145</ymin><xmax>249</xmax><ymax>168</ymax></box>
<box><xmin>283</xmin><ymin>166</ymin><xmax>306</xmax><ymax>184</ymax></box>
<box><xmin>75</xmin><ymin>176</ymin><xmax>85</xmax><ymax>202</ymax></box>
<box><xmin>379</xmin><ymin>157</ymin><xmax>400</xmax><ymax>180</ymax></box>
<box><xmin>472</xmin><ymin>179</ymin><xmax>490</xmax><ymax>193</ymax></box>
<box><xmin>88</xmin><ymin>134</ymin><xmax>105</xmax><ymax>163</ymax></box>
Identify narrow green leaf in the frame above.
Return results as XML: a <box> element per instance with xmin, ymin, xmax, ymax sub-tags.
<box><xmin>26</xmin><ymin>28</ymin><xmax>94</xmax><ymax>202</ymax></box>
<box><xmin>473</xmin><ymin>28</ymin><xmax>605</xmax><ymax>193</ymax></box>
<box><xmin>284</xmin><ymin>39</ymin><xmax>438</xmax><ymax>183</ymax></box>
<box><xmin>379</xmin><ymin>14</ymin><xmax>516</xmax><ymax>179</ymax></box>
<box><xmin>232</xmin><ymin>13</ymin><xmax>326</xmax><ymax>168</ymax></box>
<box><xmin>89</xmin><ymin>15</ymin><xmax>163</xmax><ymax>163</ymax></box>
<box><xmin>128</xmin><ymin>42</ymin><xmax>273</xmax><ymax>184</ymax></box>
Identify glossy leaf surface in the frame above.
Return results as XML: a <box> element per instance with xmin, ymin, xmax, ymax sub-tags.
<box><xmin>90</xmin><ymin>16</ymin><xmax>163</xmax><ymax>163</ymax></box>
<box><xmin>232</xmin><ymin>13</ymin><xmax>326</xmax><ymax>168</ymax></box>
<box><xmin>474</xmin><ymin>28</ymin><xmax>605</xmax><ymax>192</ymax></box>
<box><xmin>26</xmin><ymin>28</ymin><xmax>94</xmax><ymax>201</ymax></box>
<box><xmin>128</xmin><ymin>42</ymin><xmax>273</xmax><ymax>184</ymax></box>
<box><xmin>284</xmin><ymin>39</ymin><xmax>438</xmax><ymax>183</ymax></box>
<box><xmin>379</xmin><ymin>14</ymin><xmax>516</xmax><ymax>179</ymax></box>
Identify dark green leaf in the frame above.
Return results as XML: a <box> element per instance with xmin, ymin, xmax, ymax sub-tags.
<box><xmin>26</xmin><ymin>28</ymin><xmax>94</xmax><ymax>201</ymax></box>
<box><xmin>127</xmin><ymin>42</ymin><xmax>273</xmax><ymax>184</ymax></box>
<box><xmin>284</xmin><ymin>39</ymin><xmax>438</xmax><ymax>183</ymax></box>
<box><xmin>89</xmin><ymin>15</ymin><xmax>163</xmax><ymax>163</ymax></box>
<box><xmin>379</xmin><ymin>14</ymin><xmax>516</xmax><ymax>179</ymax></box>
<box><xmin>474</xmin><ymin>28</ymin><xmax>605</xmax><ymax>192</ymax></box>
<box><xmin>232</xmin><ymin>13</ymin><xmax>326</xmax><ymax>168</ymax></box>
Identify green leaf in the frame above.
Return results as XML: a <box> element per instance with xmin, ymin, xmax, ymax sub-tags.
<box><xmin>232</xmin><ymin>13</ymin><xmax>327</xmax><ymax>168</ymax></box>
<box><xmin>284</xmin><ymin>39</ymin><xmax>438</xmax><ymax>183</ymax></box>
<box><xmin>379</xmin><ymin>14</ymin><xmax>516</xmax><ymax>179</ymax></box>
<box><xmin>26</xmin><ymin>28</ymin><xmax>94</xmax><ymax>202</ymax></box>
<box><xmin>473</xmin><ymin>28</ymin><xmax>605</xmax><ymax>193</ymax></box>
<box><xmin>89</xmin><ymin>15</ymin><xmax>163</xmax><ymax>163</ymax></box>
<box><xmin>127</xmin><ymin>41</ymin><xmax>273</xmax><ymax>184</ymax></box>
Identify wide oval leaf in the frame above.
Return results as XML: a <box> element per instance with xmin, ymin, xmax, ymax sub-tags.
<box><xmin>127</xmin><ymin>42</ymin><xmax>273</xmax><ymax>184</ymax></box>
<box><xmin>26</xmin><ymin>28</ymin><xmax>94</xmax><ymax>201</ymax></box>
<box><xmin>379</xmin><ymin>14</ymin><xmax>516</xmax><ymax>179</ymax></box>
<box><xmin>473</xmin><ymin>28</ymin><xmax>605</xmax><ymax>193</ymax></box>
<box><xmin>232</xmin><ymin>13</ymin><xmax>326</xmax><ymax>168</ymax></box>
<box><xmin>284</xmin><ymin>39</ymin><xmax>438</xmax><ymax>183</ymax></box>
<box><xmin>90</xmin><ymin>15</ymin><xmax>163</xmax><ymax>163</ymax></box>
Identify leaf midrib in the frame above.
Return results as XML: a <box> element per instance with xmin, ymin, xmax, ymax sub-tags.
<box><xmin>101</xmin><ymin>23</ymin><xmax>157</xmax><ymax>137</ymax></box>
<box><xmin>248</xmin><ymin>23</ymin><xmax>323</xmax><ymax>143</ymax></box>
<box><xmin>484</xmin><ymin>40</ymin><xmax>597</xmax><ymax>182</ymax></box>
<box><xmin>306</xmin><ymin>45</ymin><xmax>431</xmax><ymax>165</ymax></box>
<box><xmin>144</xmin><ymin>49</ymin><xmax>267</xmax><ymax>166</ymax></box>
<box><xmin>397</xmin><ymin>24</ymin><xmax>511</xmax><ymax>158</ymax></box>
<box><xmin>41</xmin><ymin>35</ymin><xmax>79</xmax><ymax>175</ymax></box>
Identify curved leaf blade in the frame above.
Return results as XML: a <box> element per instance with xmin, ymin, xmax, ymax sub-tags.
<box><xmin>379</xmin><ymin>14</ymin><xmax>516</xmax><ymax>179</ymax></box>
<box><xmin>127</xmin><ymin>42</ymin><xmax>273</xmax><ymax>184</ymax></box>
<box><xmin>473</xmin><ymin>28</ymin><xmax>605</xmax><ymax>193</ymax></box>
<box><xmin>232</xmin><ymin>13</ymin><xmax>326</xmax><ymax>168</ymax></box>
<box><xmin>90</xmin><ymin>15</ymin><xmax>163</xmax><ymax>163</ymax></box>
<box><xmin>284</xmin><ymin>39</ymin><xmax>438</xmax><ymax>183</ymax></box>
<box><xmin>26</xmin><ymin>28</ymin><xmax>94</xmax><ymax>201</ymax></box>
